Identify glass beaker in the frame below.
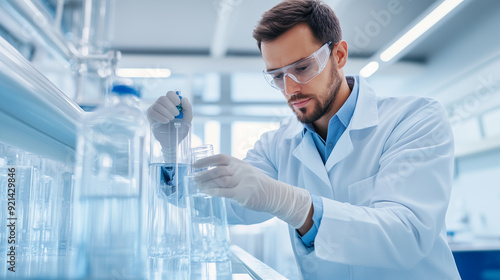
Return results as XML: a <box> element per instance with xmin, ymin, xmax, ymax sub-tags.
<box><xmin>4</xmin><ymin>146</ymin><xmax>34</xmax><ymax>258</ymax></box>
<box><xmin>188</xmin><ymin>145</ymin><xmax>232</xmax><ymax>280</ymax></box>
<box><xmin>147</xmin><ymin>120</ymin><xmax>191</xmax><ymax>280</ymax></box>
<box><xmin>0</xmin><ymin>145</ymin><xmax>34</xmax><ymax>278</ymax></box>
<box><xmin>30</xmin><ymin>156</ymin><xmax>59</xmax><ymax>256</ymax></box>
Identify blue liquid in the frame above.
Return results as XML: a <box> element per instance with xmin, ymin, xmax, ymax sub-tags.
<box><xmin>148</xmin><ymin>163</ymin><xmax>191</xmax><ymax>279</ymax></box>
<box><xmin>156</xmin><ymin>163</ymin><xmax>190</xmax><ymax>199</ymax></box>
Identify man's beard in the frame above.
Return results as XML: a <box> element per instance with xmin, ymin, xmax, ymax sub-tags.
<box><xmin>289</xmin><ymin>69</ymin><xmax>342</xmax><ymax>124</ymax></box>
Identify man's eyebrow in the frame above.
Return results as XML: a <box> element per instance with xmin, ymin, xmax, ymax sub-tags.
<box><xmin>266</xmin><ymin>55</ymin><xmax>310</xmax><ymax>72</ymax></box>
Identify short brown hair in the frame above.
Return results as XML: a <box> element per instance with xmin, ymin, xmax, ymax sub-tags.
<box><xmin>253</xmin><ymin>0</ymin><xmax>342</xmax><ymax>51</ymax></box>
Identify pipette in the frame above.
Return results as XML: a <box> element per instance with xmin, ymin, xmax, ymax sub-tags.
<box><xmin>174</xmin><ymin>90</ymin><xmax>183</xmax><ymax>203</ymax></box>
<box><xmin>158</xmin><ymin>90</ymin><xmax>184</xmax><ymax>198</ymax></box>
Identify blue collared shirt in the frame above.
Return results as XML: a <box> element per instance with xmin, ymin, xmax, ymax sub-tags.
<box><xmin>298</xmin><ymin>76</ymin><xmax>359</xmax><ymax>247</ymax></box>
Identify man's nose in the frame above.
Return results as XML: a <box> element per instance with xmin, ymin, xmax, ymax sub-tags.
<box><xmin>283</xmin><ymin>74</ymin><xmax>301</xmax><ymax>96</ymax></box>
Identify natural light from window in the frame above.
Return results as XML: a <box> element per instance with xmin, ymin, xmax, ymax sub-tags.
<box><xmin>231</xmin><ymin>121</ymin><xmax>280</xmax><ymax>159</ymax></box>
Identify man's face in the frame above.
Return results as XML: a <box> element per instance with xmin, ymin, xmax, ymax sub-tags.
<box><xmin>261</xmin><ymin>23</ymin><xmax>342</xmax><ymax>124</ymax></box>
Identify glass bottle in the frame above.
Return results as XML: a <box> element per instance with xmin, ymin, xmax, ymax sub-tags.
<box><xmin>74</xmin><ymin>83</ymin><xmax>147</xmax><ymax>279</ymax></box>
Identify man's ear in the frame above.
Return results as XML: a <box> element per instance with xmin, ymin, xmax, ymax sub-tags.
<box><xmin>333</xmin><ymin>40</ymin><xmax>348</xmax><ymax>69</ymax></box>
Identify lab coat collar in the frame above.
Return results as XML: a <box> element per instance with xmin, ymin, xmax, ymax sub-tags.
<box><xmin>299</xmin><ymin>76</ymin><xmax>378</xmax><ymax>136</ymax></box>
<box><xmin>349</xmin><ymin>76</ymin><xmax>379</xmax><ymax>131</ymax></box>
<box><xmin>292</xmin><ymin>131</ymin><xmax>332</xmax><ymax>189</ymax></box>
<box><xmin>294</xmin><ymin>76</ymin><xmax>380</xmax><ymax>173</ymax></box>
<box><xmin>324</xmin><ymin>76</ymin><xmax>379</xmax><ymax>170</ymax></box>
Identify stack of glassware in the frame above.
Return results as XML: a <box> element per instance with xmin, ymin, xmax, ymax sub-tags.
<box><xmin>147</xmin><ymin>92</ymin><xmax>232</xmax><ymax>279</ymax></box>
<box><xmin>0</xmin><ymin>87</ymin><xmax>233</xmax><ymax>279</ymax></box>
<box><xmin>0</xmin><ymin>142</ymin><xmax>77</xmax><ymax>279</ymax></box>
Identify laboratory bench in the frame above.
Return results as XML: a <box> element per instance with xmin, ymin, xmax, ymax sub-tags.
<box><xmin>450</xmin><ymin>240</ymin><xmax>500</xmax><ymax>280</ymax></box>
<box><xmin>0</xmin><ymin>245</ymin><xmax>287</xmax><ymax>280</ymax></box>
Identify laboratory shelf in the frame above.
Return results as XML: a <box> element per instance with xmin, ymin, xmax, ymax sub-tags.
<box><xmin>0</xmin><ymin>35</ymin><xmax>83</xmax><ymax>163</ymax></box>
<box><xmin>230</xmin><ymin>245</ymin><xmax>288</xmax><ymax>280</ymax></box>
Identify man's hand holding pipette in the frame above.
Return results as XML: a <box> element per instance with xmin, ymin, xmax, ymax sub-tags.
<box><xmin>147</xmin><ymin>91</ymin><xmax>193</xmax><ymax>161</ymax></box>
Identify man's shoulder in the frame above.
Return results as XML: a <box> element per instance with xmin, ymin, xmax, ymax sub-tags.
<box><xmin>377</xmin><ymin>94</ymin><xmax>441</xmax><ymax>109</ymax></box>
<box><xmin>261</xmin><ymin>116</ymin><xmax>303</xmax><ymax>143</ymax></box>
<box><xmin>376</xmin><ymin>95</ymin><xmax>446</xmax><ymax>122</ymax></box>
<box><xmin>373</xmin><ymin>94</ymin><xmax>450</xmax><ymax>144</ymax></box>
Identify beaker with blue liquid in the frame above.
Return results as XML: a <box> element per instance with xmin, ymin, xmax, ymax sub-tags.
<box><xmin>147</xmin><ymin>90</ymin><xmax>232</xmax><ymax>279</ymax></box>
<box><xmin>148</xmin><ymin>117</ymin><xmax>192</xmax><ymax>280</ymax></box>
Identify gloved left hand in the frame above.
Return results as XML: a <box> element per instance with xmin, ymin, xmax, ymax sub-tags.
<box><xmin>193</xmin><ymin>154</ymin><xmax>312</xmax><ymax>229</ymax></box>
<box><xmin>146</xmin><ymin>91</ymin><xmax>193</xmax><ymax>161</ymax></box>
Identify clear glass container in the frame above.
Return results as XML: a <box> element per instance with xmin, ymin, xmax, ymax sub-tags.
<box><xmin>147</xmin><ymin>118</ymin><xmax>191</xmax><ymax>280</ymax></box>
<box><xmin>74</xmin><ymin>84</ymin><xmax>147</xmax><ymax>279</ymax></box>
<box><xmin>188</xmin><ymin>144</ymin><xmax>232</xmax><ymax>280</ymax></box>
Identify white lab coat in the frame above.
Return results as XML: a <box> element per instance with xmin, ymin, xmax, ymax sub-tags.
<box><xmin>227</xmin><ymin>77</ymin><xmax>461</xmax><ymax>279</ymax></box>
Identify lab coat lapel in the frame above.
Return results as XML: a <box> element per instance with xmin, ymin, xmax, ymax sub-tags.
<box><xmin>325</xmin><ymin>76</ymin><xmax>379</xmax><ymax>171</ymax></box>
<box><xmin>292</xmin><ymin>131</ymin><xmax>331</xmax><ymax>188</ymax></box>
<box><xmin>325</xmin><ymin>131</ymin><xmax>353</xmax><ymax>171</ymax></box>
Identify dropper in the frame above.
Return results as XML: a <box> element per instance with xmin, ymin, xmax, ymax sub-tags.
<box><xmin>174</xmin><ymin>90</ymin><xmax>183</xmax><ymax>204</ymax></box>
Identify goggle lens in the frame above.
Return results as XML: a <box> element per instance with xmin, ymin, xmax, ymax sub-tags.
<box><xmin>263</xmin><ymin>41</ymin><xmax>332</xmax><ymax>91</ymax></box>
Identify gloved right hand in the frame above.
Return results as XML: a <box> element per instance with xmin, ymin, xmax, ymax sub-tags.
<box><xmin>193</xmin><ymin>154</ymin><xmax>312</xmax><ymax>229</ymax></box>
<box><xmin>147</xmin><ymin>91</ymin><xmax>193</xmax><ymax>161</ymax></box>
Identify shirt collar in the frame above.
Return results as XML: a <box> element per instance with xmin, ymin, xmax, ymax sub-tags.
<box><xmin>302</xmin><ymin>75</ymin><xmax>359</xmax><ymax>136</ymax></box>
<box><xmin>337</xmin><ymin>76</ymin><xmax>358</xmax><ymax>128</ymax></box>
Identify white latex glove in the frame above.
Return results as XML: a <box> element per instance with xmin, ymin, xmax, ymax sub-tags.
<box><xmin>147</xmin><ymin>90</ymin><xmax>193</xmax><ymax>125</ymax></box>
<box><xmin>193</xmin><ymin>154</ymin><xmax>312</xmax><ymax>229</ymax></box>
<box><xmin>147</xmin><ymin>91</ymin><xmax>193</xmax><ymax>161</ymax></box>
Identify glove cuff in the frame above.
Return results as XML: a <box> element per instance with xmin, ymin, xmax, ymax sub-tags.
<box><xmin>292</xmin><ymin>188</ymin><xmax>313</xmax><ymax>229</ymax></box>
<box><xmin>268</xmin><ymin>180</ymin><xmax>312</xmax><ymax>229</ymax></box>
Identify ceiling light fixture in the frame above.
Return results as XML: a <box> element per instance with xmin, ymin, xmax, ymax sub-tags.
<box><xmin>116</xmin><ymin>68</ymin><xmax>172</xmax><ymax>78</ymax></box>
<box><xmin>379</xmin><ymin>0</ymin><xmax>464</xmax><ymax>62</ymax></box>
<box><xmin>360</xmin><ymin>61</ymin><xmax>380</xmax><ymax>78</ymax></box>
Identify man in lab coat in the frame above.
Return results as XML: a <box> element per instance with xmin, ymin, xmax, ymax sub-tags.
<box><xmin>147</xmin><ymin>0</ymin><xmax>461</xmax><ymax>279</ymax></box>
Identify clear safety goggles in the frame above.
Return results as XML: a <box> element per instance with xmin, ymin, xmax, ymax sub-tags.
<box><xmin>263</xmin><ymin>41</ymin><xmax>332</xmax><ymax>91</ymax></box>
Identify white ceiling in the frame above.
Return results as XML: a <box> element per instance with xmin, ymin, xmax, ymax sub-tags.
<box><xmin>109</xmin><ymin>0</ymin><xmax>439</xmax><ymax>60</ymax></box>
<box><xmin>4</xmin><ymin>0</ymin><xmax>498</xmax><ymax>104</ymax></box>
<box><xmin>102</xmin><ymin>0</ymin><xmax>500</xmax><ymax>103</ymax></box>
<box><xmin>110</xmin><ymin>0</ymin><xmax>219</xmax><ymax>52</ymax></box>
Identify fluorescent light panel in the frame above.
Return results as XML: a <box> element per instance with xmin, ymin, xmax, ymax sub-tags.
<box><xmin>380</xmin><ymin>0</ymin><xmax>464</xmax><ymax>62</ymax></box>
<box><xmin>360</xmin><ymin>61</ymin><xmax>379</xmax><ymax>78</ymax></box>
<box><xmin>116</xmin><ymin>68</ymin><xmax>172</xmax><ymax>78</ymax></box>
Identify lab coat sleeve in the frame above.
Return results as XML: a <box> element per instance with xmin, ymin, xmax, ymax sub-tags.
<box><xmin>225</xmin><ymin>130</ymin><xmax>278</xmax><ymax>225</ymax></box>
<box><xmin>244</xmin><ymin>130</ymin><xmax>279</xmax><ymax>180</ymax></box>
<box><xmin>313</xmin><ymin>101</ymin><xmax>454</xmax><ymax>269</ymax></box>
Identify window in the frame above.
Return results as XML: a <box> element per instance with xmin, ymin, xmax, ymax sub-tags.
<box><xmin>231</xmin><ymin>73</ymin><xmax>283</xmax><ymax>102</ymax></box>
<box><xmin>231</xmin><ymin>121</ymin><xmax>280</xmax><ymax>159</ymax></box>
<box><xmin>452</xmin><ymin>118</ymin><xmax>482</xmax><ymax>147</ymax></box>
<box><xmin>482</xmin><ymin>108</ymin><xmax>500</xmax><ymax>138</ymax></box>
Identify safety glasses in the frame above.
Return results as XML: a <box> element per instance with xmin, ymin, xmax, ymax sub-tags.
<box><xmin>263</xmin><ymin>41</ymin><xmax>332</xmax><ymax>91</ymax></box>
